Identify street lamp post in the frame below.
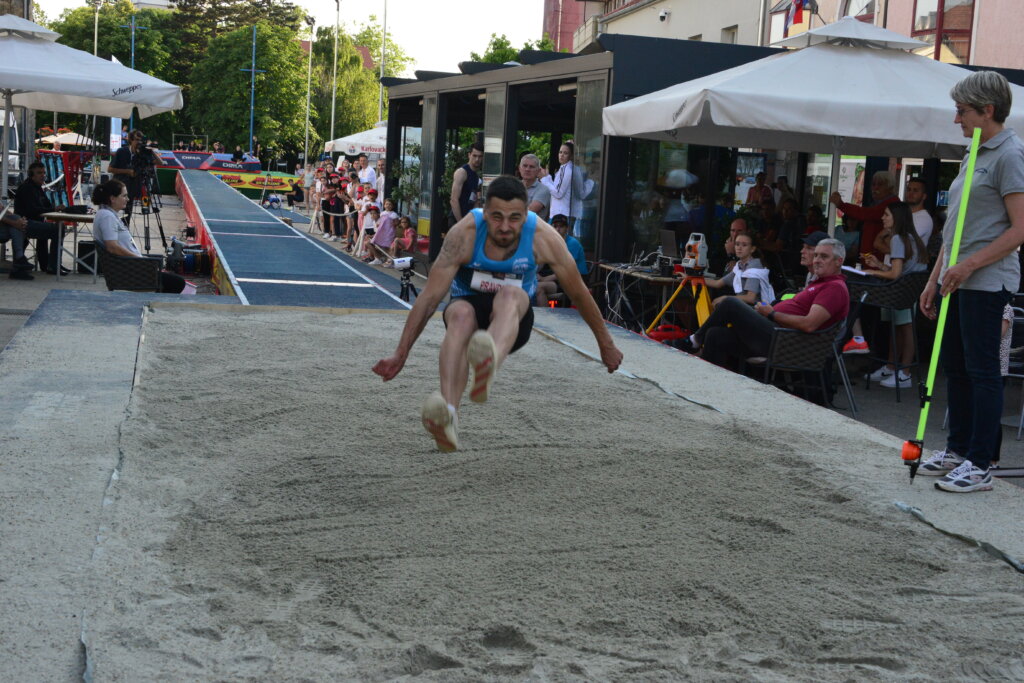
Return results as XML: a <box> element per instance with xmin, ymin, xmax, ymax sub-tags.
<box><xmin>330</xmin><ymin>0</ymin><xmax>339</xmax><ymax>147</ymax></box>
<box><xmin>120</xmin><ymin>14</ymin><xmax>149</xmax><ymax>129</ymax></box>
<box><xmin>377</xmin><ymin>0</ymin><xmax>387</xmax><ymax>123</ymax></box>
<box><xmin>88</xmin><ymin>0</ymin><xmax>105</xmax><ymax>56</ymax></box>
<box><xmin>239</xmin><ymin>25</ymin><xmax>265</xmax><ymax>156</ymax></box>
<box><xmin>303</xmin><ymin>15</ymin><xmax>315</xmax><ymax>166</ymax></box>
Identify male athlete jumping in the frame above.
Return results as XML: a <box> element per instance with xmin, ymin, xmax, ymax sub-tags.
<box><xmin>373</xmin><ymin>175</ymin><xmax>623</xmax><ymax>451</ymax></box>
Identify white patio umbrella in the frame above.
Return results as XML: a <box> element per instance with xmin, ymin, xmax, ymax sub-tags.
<box><xmin>0</xmin><ymin>14</ymin><xmax>183</xmax><ymax>199</ymax></box>
<box><xmin>324</xmin><ymin>123</ymin><xmax>421</xmax><ymax>156</ymax></box>
<box><xmin>34</xmin><ymin>131</ymin><xmax>102</xmax><ymax>147</ymax></box>
<box><xmin>602</xmin><ymin>17</ymin><xmax>1024</xmax><ymax>230</ymax></box>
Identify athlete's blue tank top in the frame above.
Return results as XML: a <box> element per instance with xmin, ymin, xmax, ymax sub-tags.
<box><xmin>450</xmin><ymin>208</ymin><xmax>538</xmax><ymax>299</ymax></box>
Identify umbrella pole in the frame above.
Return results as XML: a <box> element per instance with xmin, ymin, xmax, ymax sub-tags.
<box><xmin>826</xmin><ymin>136</ymin><xmax>843</xmax><ymax>237</ymax></box>
<box><xmin>1</xmin><ymin>89</ymin><xmax>11</xmax><ymax>204</ymax></box>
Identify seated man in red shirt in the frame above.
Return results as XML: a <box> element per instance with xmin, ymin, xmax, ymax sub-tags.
<box><xmin>682</xmin><ymin>238</ymin><xmax>851</xmax><ymax>369</ymax></box>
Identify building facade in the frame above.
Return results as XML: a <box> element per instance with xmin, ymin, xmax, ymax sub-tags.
<box><xmin>1</xmin><ymin>0</ymin><xmax>30</xmax><ymax>18</ymax></box>
<box><xmin>543</xmin><ymin>0</ymin><xmax>604</xmax><ymax>52</ymax></box>
<box><xmin>573</xmin><ymin>0</ymin><xmax>1021</xmax><ymax>70</ymax></box>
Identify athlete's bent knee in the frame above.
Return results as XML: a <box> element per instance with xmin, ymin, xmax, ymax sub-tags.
<box><xmin>444</xmin><ymin>300</ymin><xmax>478</xmax><ymax>330</ymax></box>
<box><xmin>494</xmin><ymin>285</ymin><xmax>529</xmax><ymax>310</ymax></box>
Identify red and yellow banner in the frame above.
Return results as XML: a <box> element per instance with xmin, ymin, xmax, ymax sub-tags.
<box><xmin>209</xmin><ymin>170</ymin><xmax>299</xmax><ymax>192</ymax></box>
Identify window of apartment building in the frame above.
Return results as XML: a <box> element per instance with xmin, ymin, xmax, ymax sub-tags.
<box><xmin>912</xmin><ymin>0</ymin><xmax>975</xmax><ymax>64</ymax></box>
<box><xmin>689</xmin><ymin>34</ymin><xmax>702</xmax><ymax>41</ymax></box>
<box><xmin>721</xmin><ymin>25</ymin><xmax>738</xmax><ymax>44</ymax></box>
<box><xmin>842</xmin><ymin>0</ymin><xmax>875</xmax><ymax>22</ymax></box>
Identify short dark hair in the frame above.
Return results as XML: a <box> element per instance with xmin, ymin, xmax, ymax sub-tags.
<box><xmin>907</xmin><ymin>177</ymin><xmax>927</xmax><ymax>191</ymax></box>
<box><xmin>470</xmin><ymin>141</ymin><xmax>484</xmax><ymax>154</ymax></box>
<box><xmin>92</xmin><ymin>179</ymin><xmax>125</xmax><ymax>206</ymax></box>
<box><xmin>28</xmin><ymin>161</ymin><xmax>45</xmax><ymax>174</ymax></box>
<box><xmin>550</xmin><ymin>213</ymin><xmax>569</xmax><ymax>226</ymax></box>
<box><xmin>485</xmin><ymin>175</ymin><xmax>528</xmax><ymax>205</ymax></box>
<box><xmin>358</xmin><ymin>153</ymin><xmax>368</xmax><ymax>159</ymax></box>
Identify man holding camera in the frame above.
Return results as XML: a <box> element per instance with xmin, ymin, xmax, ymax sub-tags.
<box><xmin>107</xmin><ymin>129</ymin><xmax>151</xmax><ymax>225</ymax></box>
<box><xmin>373</xmin><ymin>175</ymin><xmax>622</xmax><ymax>452</ymax></box>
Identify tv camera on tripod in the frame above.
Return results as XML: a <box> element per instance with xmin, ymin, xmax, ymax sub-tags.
<box><xmin>130</xmin><ymin>143</ymin><xmax>167</xmax><ymax>253</ymax></box>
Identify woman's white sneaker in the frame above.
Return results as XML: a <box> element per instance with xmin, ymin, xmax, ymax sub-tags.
<box><xmin>935</xmin><ymin>459</ymin><xmax>993</xmax><ymax>493</ymax></box>
<box><xmin>865</xmin><ymin>366</ymin><xmax>893</xmax><ymax>382</ymax></box>
<box><xmin>880</xmin><ymin>371</ymin><xmax>912</xmax><ymax>388</ymax></box>
<box><xmin>916</xmin><ymin>448</ymin><xmax>964</xmax><ymax>476</ymax></box>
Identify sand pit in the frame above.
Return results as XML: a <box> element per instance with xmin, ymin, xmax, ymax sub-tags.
<box><xmin>84</xmin><ymin>306</ymin><xmax>1024</xmax><ymax>680</ymax></box>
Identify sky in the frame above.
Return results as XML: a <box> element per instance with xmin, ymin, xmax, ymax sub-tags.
<box><xmin>37</xmin><ymin>0</ymin><xmax>548</xmax><ymax>76</ymax></box>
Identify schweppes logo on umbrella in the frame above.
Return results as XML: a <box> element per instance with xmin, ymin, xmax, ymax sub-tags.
<box><xmin>112</xmin><ymin>84</ymin><xmax>143</xmax><ymax>97</ymax></box>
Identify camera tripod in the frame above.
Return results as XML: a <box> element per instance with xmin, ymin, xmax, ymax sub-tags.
<box><xmin>130</xmin><ymin>172</ymin><xmax>167</xmax><ymax>254</ymax></box>
<box><xmin>399</xmin><ymin>267</ymin><xmax>418</xmax><ymax>302</ymax></box>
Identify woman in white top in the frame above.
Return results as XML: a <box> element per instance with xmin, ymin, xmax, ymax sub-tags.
<box><xmin>92</xmin><ymin>179</ymin><xmax>187</xmax><ymax>293</ymax></box>
<box><xmin>704</xmin><ymin>232</ymin><xmax>774</xmax><ymax>308</ymax></box>
<box><xmin>539</xmin><ymin>141</ymin><xmax>588</xmax><ymax>225</ymax></box>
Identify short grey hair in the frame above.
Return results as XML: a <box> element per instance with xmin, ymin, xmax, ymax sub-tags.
<box><xmin>519</xmin><ymin>153</ymin><xmax>541</xmax><ymax>166</ymax></box>
<box><xmin>817</xmin><ymin>237</ymin><xmax>846</xmax><ymax>263</ymax></box>
<box><xmin>950</xmin><ymin>71</ymin><xmax>1012</xmax><ymax>123</ymax></box>
<box><xmin>871</xmin><ymin>171</ymin><xmax>895</xmax><ymax>191</ymax></box>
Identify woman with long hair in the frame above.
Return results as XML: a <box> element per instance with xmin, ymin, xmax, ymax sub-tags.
<box><xmin>539</xmin><ymin>141</ymin><xmax>588</xmax><ymax>226</ymax></box>
<box><xmin>861</xmin><ymin>201</ymin><xmax>929</xmax><ymax>388</ymax></box>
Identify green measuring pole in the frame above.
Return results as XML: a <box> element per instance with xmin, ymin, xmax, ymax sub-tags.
<box><xmin>907</xmin><ymin>127</ymin><xmax>982</xmax><ymax>478</ymax></box>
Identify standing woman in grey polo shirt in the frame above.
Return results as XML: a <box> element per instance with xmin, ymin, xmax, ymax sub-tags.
<box><xmin>918</xmin><ymin>71</ymin><xmax>1024</xmax><ymax>492</ymax></box>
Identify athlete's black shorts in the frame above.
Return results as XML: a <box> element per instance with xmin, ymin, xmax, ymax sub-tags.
<box><xmin>444</xmin><ymin>293</ymin><xmax>534</xmax><ymax>354</ymax></box>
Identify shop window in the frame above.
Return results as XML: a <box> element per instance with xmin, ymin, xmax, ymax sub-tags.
<box><xmin>721</xmin><ymin>25</ymin><xmax>738</xmax><ymax>44</ymax></box>
<box><xmin>623</xmin><ymin>140</ymin><xmax>734</xmax><ymax>259</ymax></box>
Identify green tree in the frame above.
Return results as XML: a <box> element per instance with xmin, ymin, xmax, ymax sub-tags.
<box><xmin>190</xmin><ymin>21</ymin><xmax>307</xmax><ymax>158</ymax></box>
<box><xmin>351</xmin><ymin>15</ymin><xmax>413</xmax><ymax>79</ymax></box>
<box><xmin>169</xmin><ymin>0</ymin><xmax>304</xmax><ymax>139</ymax></box>
<box><xmin>49</xmin><ymin>0</ymin><xmax>180</xmax><ymax>144</ymax></box>
<box><xmin>310</xmin><ymin>24</ymin><xmax>378</xmax><ymax>150</ymax></box>
<box><xmin>469</xmin><ymin>32</ymin><xmax>557</xmax><ymax>64</ymax></box>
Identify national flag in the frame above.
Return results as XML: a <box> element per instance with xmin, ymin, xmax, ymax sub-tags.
<box><xmin>784</xmin><ymin>0</ymin><xmax>805</xmax><ymax>38</ymax></box>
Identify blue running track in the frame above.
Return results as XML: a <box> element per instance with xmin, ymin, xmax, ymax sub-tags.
<box><xmin>177</xmin><ymin>170</ymin><xmax>408</xmax><ymax>310</ymax></box>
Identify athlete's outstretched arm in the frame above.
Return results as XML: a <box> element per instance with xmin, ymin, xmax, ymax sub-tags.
<box><xmin>372</xmin><ymin>219</ymin><xmax>473</xmax><ymax>380</ymax></box>
<box><xmin>535</xmin><ymin>223</ymin><xmax>623</xmax><ymax>373</ymax></box>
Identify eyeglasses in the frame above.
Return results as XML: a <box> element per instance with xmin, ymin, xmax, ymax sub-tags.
<box><xmin>955</xmin><ymin>106</ymin><xmax>979</xmax><ymax>117</ymax></box>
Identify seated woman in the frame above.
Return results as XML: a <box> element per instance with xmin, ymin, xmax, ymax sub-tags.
<box><xmin>91</xmin><ymin>179</ymin><xmax>188</xmax><ymax>294</ymax></box>
<box><xmin>703</xmin><ymin>231</ymin><xmax>774</xmax><ymax>308</ymax></box>
<box><xmin>855</xmin><ymin>201</ymin><xmax>929</xmax><ymax>388</ymax></box>
<box><xmin>368</xmin><ymin>198</ymin><xmax>399</xmax><ymax>265</ymax></box>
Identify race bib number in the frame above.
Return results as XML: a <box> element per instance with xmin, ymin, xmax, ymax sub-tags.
<box><xmin>470</xmin><ymin>269</ymin><xmax>524</xmax><ymax>294</ymax></box>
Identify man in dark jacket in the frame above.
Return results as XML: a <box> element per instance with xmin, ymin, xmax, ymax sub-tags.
<box><xmin>13</xmin><ymin>162</ymin><xmax>62</xmax><ymax>274</ymax></box>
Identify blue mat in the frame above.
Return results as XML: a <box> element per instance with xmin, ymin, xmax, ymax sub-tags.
<box><xmin>179</xmin><ymin>170</ymin><xmax>408</xmax><ymax>310</ymax></box>
<box><xmin>263</xmin><ymin>205</ymin><xmax>311</xmax><ymax>224</ymax></box>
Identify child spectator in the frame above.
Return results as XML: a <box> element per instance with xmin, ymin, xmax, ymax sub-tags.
<box><xmin>854</xmin><ymin>201</ymin><xmax>929</xmax><ymax>388</ymax></box>
<box><xmin>389</xmin><ymin>215</ymin><xmax>416</xmax><ymax>261</ymax></box>
<box><xmin>704</xmin><ymin>231</ymin><xmax>774</xmax><ymax>308</ymax></box>
<box><xmin>369</xmin><ymin>198</ymin><xmax>399</xmax><ymax>264</ymax></box>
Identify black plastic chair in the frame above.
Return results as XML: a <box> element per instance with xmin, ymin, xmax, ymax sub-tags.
<box><xmin>747</xmin><ymin>320</ymin><xmax>858</xmax><ymax>418</ymax></box>
<box><xmin>97</xmin><ymin>246</ymin><xmax>163</xmax><ymax>292</ymax></box>
<box><xmin>846</xmin><ymin>270</ymin><xmax>930</xmax><ymax>402</ymax></box>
